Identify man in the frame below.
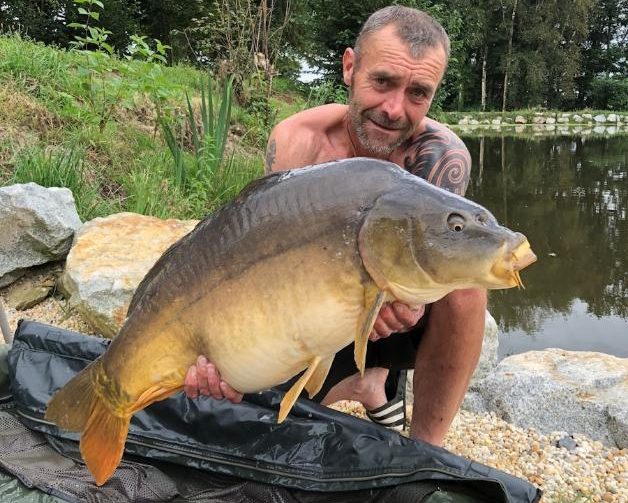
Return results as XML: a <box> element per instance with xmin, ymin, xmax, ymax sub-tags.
<box><xmin>184</xmin><ymin>5</ymin><xmax>486</xmax><ymax>447</ymax></box>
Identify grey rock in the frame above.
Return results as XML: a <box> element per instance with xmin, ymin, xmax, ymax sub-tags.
<box><xmin>0</xmin><ymin>269</ymin><xmax>27</xmax><ymax>288</ymax></box>
<box><xmin>556</xmin><ymin>435</ymin><xmax>578</xmax><ymax>451</ymax></box>
<box><xmin>573</xmin><ymin>114</ymin><xmax>583</xmax><ymax>123</ymax></box>
<box><xmin>607</xmin><ymin>113</ymin><xmax>618</xmax><ymax>122</ymax></box>
<box><xmin>0</xmin><ymin>183</ymin><xmax>81</xmax><ymax>287</ymax></box>
<box><xmin>515</xmin><ymin>115</ymin><xmax>527</xmax><ymax>124</ymax></box>
<box><xmin>594</xmin><ymin>114</ymin><xmax>607</xmax><ymax>123</ymax></box>
<box><xmin>7</xmin><ymin>284</ymin><xmax>52</xmax><ymax>310</ymax></box>
<box><xmin>469</xmin><ymin>349</ymin><xmax>628</xmax><ymax>448</ymax></box>
<box><xmin>472</xmin><ymin>311</ymin><xmax>499</xmax><ymax>385</ymax></box>
<box><xmin>461</xmin><ymin>390</ymin><xmax>488</xmax><ymax>414</ymax></box>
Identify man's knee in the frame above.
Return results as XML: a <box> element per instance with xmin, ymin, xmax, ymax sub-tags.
<box><xmin>441</xmin><ymin>288</ymin><xmax>487</xmax><ymax>316</ymax></box>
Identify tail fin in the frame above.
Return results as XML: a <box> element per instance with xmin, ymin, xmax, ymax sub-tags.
<box><xmin>80</xmin><ymin>399</ymin><xmax>130</xmax><ymax>486</ymax></box>
<box><xmin>45</xmin><ymin>360</ymin><xmax>131</xmax><ymax>486</ymax></box>
<box><xmin>45</xmin><ymin>366</ymin><xmax>96</xmax><ymax>432</ymax></box>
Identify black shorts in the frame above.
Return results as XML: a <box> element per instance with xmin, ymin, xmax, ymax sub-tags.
<box><xmin>277</xmin><ymin>306</ymin><xmax>430</xmax><ymax>403</ymax></box>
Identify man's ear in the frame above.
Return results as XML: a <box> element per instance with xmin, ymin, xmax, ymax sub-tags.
<box><xmin>342</xmin><ymin>48</ymin><xmax>356</xmax><ymax>86</ymax></box>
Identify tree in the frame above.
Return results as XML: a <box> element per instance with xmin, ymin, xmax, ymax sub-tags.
<box><xmin>578</xmin><ymin>0</ymin><xmax>628</xmax><ymax>107</ymax></box>
<box><xmin>501</xmin><ymin>0</ymin><xmax>517</xmax><ymax>111</ymax></box>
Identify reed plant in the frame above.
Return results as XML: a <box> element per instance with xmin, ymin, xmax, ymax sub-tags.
<box><xmin>160</xmin><ymin>74</ymin><xmax>237</xmax><ymax>202</ymax></box>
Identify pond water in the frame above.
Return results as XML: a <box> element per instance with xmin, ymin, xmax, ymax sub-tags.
<box><xmin>462</xmin><ymin>134</ymin><xmax>627</xmax><ymax>359</ymax></box>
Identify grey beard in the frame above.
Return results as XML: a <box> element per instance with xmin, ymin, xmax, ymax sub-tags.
<box><xmin>354</xmin><ymin>121</ymin><xmax>402</xmax><ymax>156</ymax></box>
<box><xmin>349</xmin><ymin>108</ymin><xmax>404</xmax><ymax>157</ymax></box>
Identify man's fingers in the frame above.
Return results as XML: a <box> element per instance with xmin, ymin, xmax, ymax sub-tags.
<box><xmin>185</xmin><ymin>355</ymin><xmax>243</xmax><ymax>404</ymax></box>
<box><xmin>372</xmin><ymin>317</ymin><xmax>393</xmax><ymax>338</ymax></box>
<box><xmin>220</xmin><ymin>382</ymin><xmax>244</xmax><ymax>404</ymax></box>
<box><xmin>391</xmin><ymin>302</ymin><xmax>425</xmax><ymax>327</ymax></box>
<box><xmin>371</xmin><ymin>302</ymin><xmax>426</xmax><ymax>340</ymax></box>
<box><xmin>377</xmin><ymin>304</ymin><xmax>405</xmax><ymax>332</ymax></box>
<box><xmin>184</xmin><ymin>365</ymin><xmax>199</xmax><ymax>399</ymax></box>
<box><xmin>204</xmin><ymin>362</ymin><xmax>224</xmax><ymax>400</ymax></box>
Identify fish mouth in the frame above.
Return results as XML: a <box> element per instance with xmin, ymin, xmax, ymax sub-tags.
<box><xmin>491</xmin><ymin>238</ymin><xmax>537</xmax><ymax>288</ymax></box>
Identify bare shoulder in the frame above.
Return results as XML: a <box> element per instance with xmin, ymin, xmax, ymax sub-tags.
<box><xmin>398</xmin><ymin>118</ymin><xmax>472</xmax><ymax>196</ymax></box>
<box><xmin>265</xmin><ymin>104</ymin><xmax>347</xmax><ymax>173</ymax></box>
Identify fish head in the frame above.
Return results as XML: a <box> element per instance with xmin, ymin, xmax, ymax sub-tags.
<box><xmin>358</xmin><ymin>178</ymin><xmax>537</xmax><ymax>305</ymax></box>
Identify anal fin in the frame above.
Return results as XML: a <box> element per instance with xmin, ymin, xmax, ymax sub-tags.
<box><xmin>355</xmin><ymin>285</ymin><xmax>385</xmax><ymax>377</ymax></box>
<box><xmin>278</xmin><ymin>356</ymin><xmax>321</xmax><ymax>423</ymax></box>
<box><xmin>128</xmin><ymin>382</ymin><xmax>183</xmax><ymax>414</ymax></box>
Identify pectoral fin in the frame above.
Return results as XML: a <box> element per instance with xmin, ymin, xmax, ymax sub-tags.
<box><xmin>278</xmin><ymin>356</ymin><xmax>321</xmax><ymax>423</ymax></box>
<box><xmin>355</xmin><ymin>285</ymin><xmax>385</xmax><ymax>377</ymax></box>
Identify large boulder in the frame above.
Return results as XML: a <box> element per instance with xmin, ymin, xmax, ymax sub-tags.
<box><xmin>472</xmin><ymin>311</ymin><xmax>499</xmax><ymax>384</ymax></box>
<box><xmin>0</xmin><ymin>183</ymin><xmax>81</xmax><ymax>287</ymax></box>
<box><xmin>60</xmin><ymin>212</ymin><xmax>198</xmax><ymax>337</ymax></box>
<box><xmin>464</xmin><ymin>349</ymin><xmax>628</xmax><ymax>448</ymax></box>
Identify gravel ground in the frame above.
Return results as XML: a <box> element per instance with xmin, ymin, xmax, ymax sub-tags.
<box><xmin>1</xmin><ymin>271</ymin><xmax>626</xmax><ymax>503</ymax></box>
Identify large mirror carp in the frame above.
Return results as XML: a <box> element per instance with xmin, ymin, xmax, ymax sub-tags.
<box><xmin>45</xmin><ymin>158</ymin><xmax>536</xmax><ymax>485</ymax></box>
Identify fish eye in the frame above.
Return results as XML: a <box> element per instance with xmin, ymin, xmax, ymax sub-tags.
<box><xmin>447</xmin><ymin>213</ymin><xmax>465</xmax><ymax>232</ymax></box>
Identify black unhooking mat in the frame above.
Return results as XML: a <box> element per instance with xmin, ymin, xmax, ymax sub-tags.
<box><xmin>1</xmin><ymin>320</ymin><xmax>542</xmax><ymax>503</ymax></box>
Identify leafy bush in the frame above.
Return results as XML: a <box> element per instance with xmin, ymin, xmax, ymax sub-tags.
<box><xmin>587</xmin><ymin>77</ymin><xmax>628</xmax><ymax>111</ymax></box>
<box><xmin>305</xmin><ymin>79</ymin><xmax>347</xmax><ymax>107</ymax></box>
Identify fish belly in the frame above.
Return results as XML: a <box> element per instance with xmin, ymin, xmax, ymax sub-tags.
<box><xmin>192</xmin><ymin>243</ymin><xmax>365</xmax><ymax>393</ymax></box>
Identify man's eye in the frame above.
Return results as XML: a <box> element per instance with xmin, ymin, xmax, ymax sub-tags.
<box><xmin>374</xmin><ymin>77</ymin><xmax>388</xmax><ymax>86</ymax></box>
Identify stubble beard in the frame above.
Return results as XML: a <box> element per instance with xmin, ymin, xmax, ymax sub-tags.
<box><xmin>347</xmin><ymin>91</ymin><xmax>414</xmax><ymax>158</ymax></box>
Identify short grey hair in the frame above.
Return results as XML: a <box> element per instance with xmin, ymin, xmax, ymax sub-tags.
<box><xmin>354</xmin><ymin>6</ymin><xmax>450</xmax><ymax>64</ymax></box>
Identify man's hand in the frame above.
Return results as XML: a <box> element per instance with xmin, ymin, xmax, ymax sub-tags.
<box><xmin>370</xmin><ymin>302</ymin><xmax>425</xmax><ymax>341</ymax></box>
<box><xmin>183</xmin><ymin>356</ymin><xmax>244</xmax><ymax>403</ymax></box>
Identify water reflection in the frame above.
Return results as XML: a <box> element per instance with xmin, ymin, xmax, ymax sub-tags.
<box><xmin>463</xmin><ymin>135</ymin><xmax>628</xmax><ymax>358</ymax></box>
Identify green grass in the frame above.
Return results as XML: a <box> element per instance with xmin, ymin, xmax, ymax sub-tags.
<box><xmin>0</xmin><ymin>33</ymin><xmax>264</xmax><ymax>221</ymax></box>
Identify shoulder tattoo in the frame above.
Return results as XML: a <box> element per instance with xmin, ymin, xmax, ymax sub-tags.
<box><xmin>402</xmin><ymin>124</ymin><xmax>471</xmax><ymax>195</ymax></box>
<box><xmin>265</xmin><ymin>139</ymin><xmax>277</xmax><ymax>174</ymax></box>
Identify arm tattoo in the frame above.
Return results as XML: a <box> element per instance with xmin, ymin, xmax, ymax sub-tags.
<box><xmin>402</xmin><ymin>123</ymin><xmax>472</xmax><ymax>196</ymax></box>
<box><xmin>265</xmin><ymin>139</ymin><xmax>277</xmax><ymax>174</ymax></box>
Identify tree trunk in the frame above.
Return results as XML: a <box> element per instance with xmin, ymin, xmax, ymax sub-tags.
<box><xmin>481</xmin><ymin>45</ymin><xmax>488</xmax><ymax>112</ymax></box>
<box><xmin>502</xmin><ymin>0</ymin><xmax>518</xmax><ymax>112</ymax></box>
<box><xmin>478</xmin><ymin>136</ymin><xmax>485</xmax><ymax>185</ymax></box>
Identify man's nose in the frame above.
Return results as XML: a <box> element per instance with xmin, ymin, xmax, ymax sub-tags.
<box><xmin>381</xmin><ymin>90</ymin><xmax>405</xmax><ymax>122</ymax></box>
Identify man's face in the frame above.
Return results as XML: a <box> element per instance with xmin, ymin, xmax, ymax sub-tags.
<box><xmin>343</xmin><ymin>25</ymin><xmax>447</xmax><ymax>157</ymax></box>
